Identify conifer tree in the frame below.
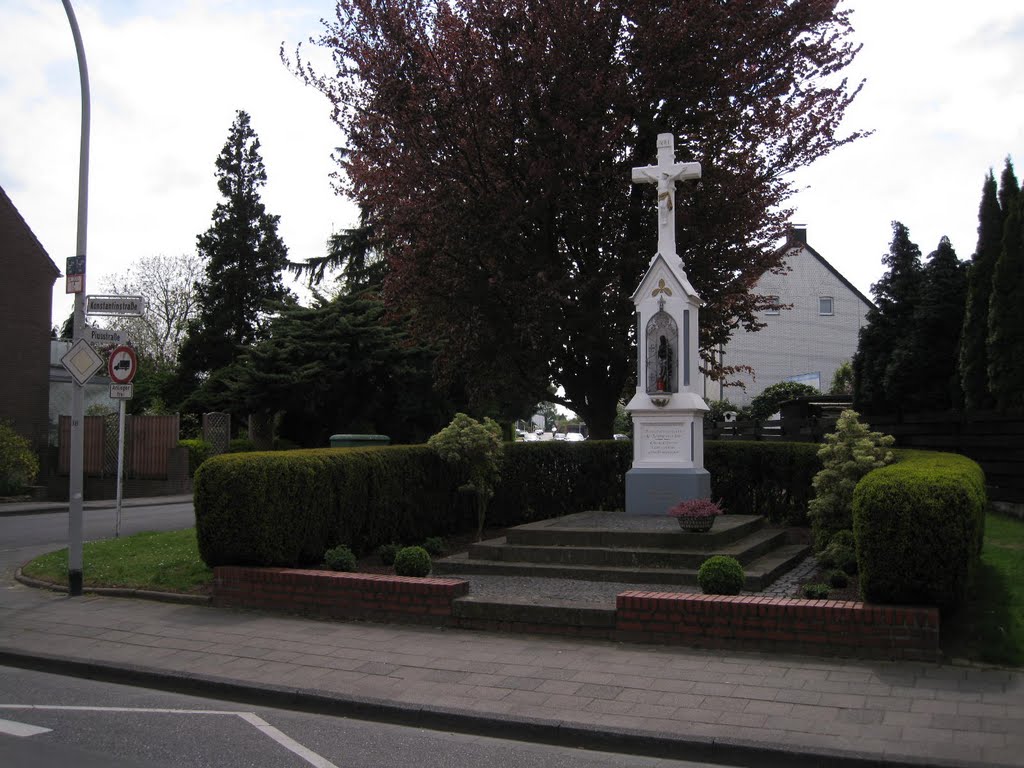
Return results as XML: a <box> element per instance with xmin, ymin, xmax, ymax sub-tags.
<box><xmin>178</xmin><ymin>110</ymin><xmax>291</xmax><ymax>391</ymax></box>
<box><xmin>988</xmin><ymin>160</ymin><xmax>1024</xmax><ymax>412</ymax></box>
<box><xmin>885</xmin><ymin>237</ymin><xmax>966</xmax><ymax>411</ymax></box>
<box><xmin>852</xmin><ymin>222</ymin><xmax>923</xmax><ymax>413</ymax></box>
<box><xmin>959</xmin><ymin>172</ymin><xmax>1003</xmax><ymax>410</ymax></box>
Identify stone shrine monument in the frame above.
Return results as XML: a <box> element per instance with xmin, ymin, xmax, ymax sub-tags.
<box><xmin>625</xmin><ymin>133</ymin><xmax>710</xmax><ymax>515</ymax></box>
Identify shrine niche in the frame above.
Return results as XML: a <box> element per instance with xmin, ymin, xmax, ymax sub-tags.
<box><xmin>645</xmin><ymin>305</ymin><xmax>678</xmax><ymax>394</ymax></box>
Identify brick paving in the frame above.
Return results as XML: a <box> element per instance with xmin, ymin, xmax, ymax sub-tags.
<box><xmin>1</xmin><ymin>578</ymin><xmax>1022</xmax><ymax>766</ymax></box>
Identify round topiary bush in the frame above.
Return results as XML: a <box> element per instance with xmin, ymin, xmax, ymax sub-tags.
<box><xmin>394</xmin><ymin>546</ymin><xmax>431</xmax><ymax>577</ymax></box>
<box><xmin>324</xmin><ymin>545</ymin><xmax>357</xmax><ymax>572</ymax></box>
<box><xmin>819</xmin><ymin>542</ymin><xmax>857</xmax><ymax>574</ymax></box>
<box><xmin>697</xmin><ymin>555</ymin><xmax>745</xmax><ymax>595</ymax></box>
<box><xmin>378</xmin><ymin>543</ymin><xmax>400</xmax><ymax>566</ymax></box>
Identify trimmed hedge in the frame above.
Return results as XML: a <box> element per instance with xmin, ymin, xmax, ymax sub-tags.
<box><xmin>194</xmin><ymin>446</ymin><xmax>464</xmax><ymax>567</ymax></box>
<box><xmin>194</xmin><ymin>438</ymin><xmax>821</xmax><ymax>568</ymax></box>
<box><xmin>853</xmin><ymin>450</ymin><xmax>986</xmax><ymax>613</ymax></box>
<box><xmin>706</xmin><ymin>441</ymin><xmax>820</xmax><ymax>525</ymax></box>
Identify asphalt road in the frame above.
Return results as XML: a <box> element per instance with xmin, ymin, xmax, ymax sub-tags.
<box><xmin>0</xmin><ymin>501</ymin><xmax>196</xmax><ymax>580</ymax></box>
<box><xmin>0</xmin><ymin>665</ymin><xmax>730</xmax><ymax>768</ymax></box>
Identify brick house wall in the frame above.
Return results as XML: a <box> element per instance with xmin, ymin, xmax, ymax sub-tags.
<box><xmin>714</xmin><ymin>227</ymin><xmax>872</xmax><ymax>407</ymax></box>
<box><xmin>0</xmin><ymin>185</ymin><xmax>60</xmax><ymax>452</ymax></box>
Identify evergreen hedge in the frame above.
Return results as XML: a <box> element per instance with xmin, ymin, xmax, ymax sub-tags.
<box><xmin>194</xmin><ymin>439</ymin><xmax>820</xmax><ymax>567</ymax></box>
<box><xmin>853</xmin><ymin>450</ymin><xmax>986</xmax><ymax>613</ymax></box>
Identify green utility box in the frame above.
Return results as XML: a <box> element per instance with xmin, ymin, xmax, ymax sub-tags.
<box><xmin>329</xmin><ymin>434</ymin><xmax>391</xmax><ymax>448</ymax></box>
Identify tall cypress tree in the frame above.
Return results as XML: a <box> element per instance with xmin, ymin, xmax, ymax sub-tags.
<box><xmin>988</xmin><ymin>160</ymin><xmax>1024</xmax><ymax>412</ymax></box>
<box><xmin>853</xmin><ymin>222</ymin><xmax>923</xmax><ymax>413</ymax></box>
<box><xmin>178</xmin><ymin>110</ymin><xmax>291</xmax><ymax>389</ymax></box>
<box><xmin>959</xmin><ymin>172</ymin><xmax>1003</xmax><ymax>410</ymax></box>
<box><xmin>886</xmin><ymin>237</ymin><xmax>966</xmax><ymax>411</ymax></box>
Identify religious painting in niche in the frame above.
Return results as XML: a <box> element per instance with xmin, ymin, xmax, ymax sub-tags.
<box><xmin>646</xmin><ymin>309</ymin><xmax>678</xmax><ymax>393</ymax></box>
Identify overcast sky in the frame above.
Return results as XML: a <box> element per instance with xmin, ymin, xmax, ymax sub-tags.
<box><xmin>2</xmin><ymin>1</ymin><xmax>1022</xmax><ymax>330</ymax></box>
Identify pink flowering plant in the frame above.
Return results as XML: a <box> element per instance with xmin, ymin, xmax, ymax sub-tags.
<box><xmin>667</xmin><ymin>498</ymin><xmax>723</xmax><ymax>519</ymax></box>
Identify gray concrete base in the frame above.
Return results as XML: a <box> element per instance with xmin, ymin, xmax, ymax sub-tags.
<box><xmin>625</xmin><ymin>468</ymin><xmax>711</xmax><ymax>516</ymax></box>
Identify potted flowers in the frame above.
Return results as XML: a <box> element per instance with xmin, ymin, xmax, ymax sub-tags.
<box><xmin>667</xmin><ymin>498</ymin><xmax>723</xmax><ymax>533</ymax></box>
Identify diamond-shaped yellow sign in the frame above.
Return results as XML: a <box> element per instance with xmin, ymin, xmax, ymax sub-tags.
<box><xmin>60</xmin><ymin>339</ymin><xmax>104</xmax><ymax>387</ymax></box>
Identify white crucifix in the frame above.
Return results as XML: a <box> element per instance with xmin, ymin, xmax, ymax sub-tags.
<box><xmin>631</xmin><ymin>133</ymin><xmax>701</xmax><ymax>260</ymax></box>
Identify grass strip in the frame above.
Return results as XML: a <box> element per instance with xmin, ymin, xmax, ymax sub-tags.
<box><xmin>21</xmin><ymin>528</ymin><xmax>212</xmax><ymax>595</ymax></box>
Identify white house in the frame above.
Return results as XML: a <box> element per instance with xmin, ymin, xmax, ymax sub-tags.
<box><xmin>710</xmin><ymin>226</ymin><xmax>872</xmax><ymax>407</ymax></box>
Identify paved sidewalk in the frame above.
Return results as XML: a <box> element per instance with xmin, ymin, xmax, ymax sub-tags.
<box><xmin>1</xmin><ymin>579</ymin><xmax>1021</xmax><ymax>767</ymax></box>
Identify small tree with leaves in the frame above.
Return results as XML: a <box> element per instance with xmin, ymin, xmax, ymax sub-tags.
<box><xmin>808</xmin><ymin>410</ymin><xmax>895</xmax><ymax>551</ymax></box>
<box><xmin>428</xmin><ymin>414</ymin><xmax>503</xmax><ymax>541</ymax></box>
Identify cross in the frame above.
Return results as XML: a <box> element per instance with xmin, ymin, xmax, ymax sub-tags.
<box><xmin>631</xmin><ymin>134</ymin><xmax>701</xmax><ymax>260</ymax></box>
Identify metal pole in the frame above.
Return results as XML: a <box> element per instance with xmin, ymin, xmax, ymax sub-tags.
<box><xmin>114</xmin><ymin>400</ymin><xmax>125</xmax><ymax>538</ymax></box>
<box><xmin>62</xmin><ymin>0</ymin><xmax>90</xmax><ymax>596</ymax></box>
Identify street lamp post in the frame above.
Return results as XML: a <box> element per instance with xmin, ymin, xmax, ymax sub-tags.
<box><xmin>62</xmin><ymin>0</ymin><xmax>90</xmax><ymax>596</ymax></box>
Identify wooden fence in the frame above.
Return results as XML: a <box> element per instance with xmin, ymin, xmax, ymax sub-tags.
<box><xmin>863</xmin><ymin>411</ymin><xmax>1024</xmax><ymax>505</ymax></box>
<box><xmin>58</xmin><ymin>414</ymin><xmax>180</xmax><ymax>479</ymax></box>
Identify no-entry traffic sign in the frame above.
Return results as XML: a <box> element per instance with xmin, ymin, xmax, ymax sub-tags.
<box><xmin>107</xmin><ymin>345</ymin><xmax>138</xmax><ymax>384</ymax></box>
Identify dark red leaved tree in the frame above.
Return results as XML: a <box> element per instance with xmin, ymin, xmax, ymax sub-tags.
<box><xmin>290</xmin><ymin>0</ymin><xmax>866</xmax><ymax>436</ymax></box>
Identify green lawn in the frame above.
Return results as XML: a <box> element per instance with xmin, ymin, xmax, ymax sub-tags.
<box><xmin>21</xmin><ymin>528</ymin><xmax>212</xmax><ymax>595</ymax></box>
<box><xmin>943</xmin><ymin>511</ymin><xmax>1024</xmax><ymax>668</ymax></box>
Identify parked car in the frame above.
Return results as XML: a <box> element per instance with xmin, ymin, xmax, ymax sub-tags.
<box><xmin>553</xmin><ymin>433</ymin><xmax>566</xmax><ymax>441</ymax></box>
<box><xmin>565</xmin><ymin>432</ymin><xmax>585</xmax><ymax>442</ymax></box>
<box><xmin>613</xmin><ymin>433</ymin><xmax>631</xmax><ymax>441</ymax></box>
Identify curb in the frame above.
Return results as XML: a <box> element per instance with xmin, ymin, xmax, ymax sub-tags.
<box><xmin>0</xmin><ymin>647</ymin><xmax>993</xmax><ymax>768</ymax></box>
<box><xmin>0</xmin><ymin>496</ymin><xmax>193</xmax><ymax>518</ymax></box>
<box><xmin>14</xmin><ymin>569</ymin><xmax>211</xmax><ymax>606</ymax></box>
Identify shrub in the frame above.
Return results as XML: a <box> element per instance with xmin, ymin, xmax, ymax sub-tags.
<box><xmin>0</xmin><ymin>421</ymin><xmax>39</xmax><ymax>495</ymax></box>
<box><xmin>227</xmin><ymin>438</ymin><xmax>256</xmax><ymax>453</ymax></box>
<box><xmin>324</xmin><ymin>545</ymin><xmax>357</xmax><ymax>572</ymax></box>
<box><xmin>422</xmin><ymin>536</ymin><xmax>447</xmax><ymax>556</ymax></box>
<box><xmin>854</xmin><ymin>450</ymin><xmax>986</xmax><ymax>613</ymax></box>
<box><xmin>178</xmin><ymin>439</ymin><xmax>213</xmax><ymax>477</ymax></box>
<box><xmin>829</xmin><ymin>530</ymin><xmax>855</xmax><ymax>549</ymax></box>
<box><xmin>394</xmin><ymin>546</ymin><xmax>431</xmax><ymax>577</ymax></box>
<box><xmin>428</xmin><ymin>414</ymin><xmax>504</xmax><ymax>541</ymax></box>
<box><xmin>827</xmin><ymin>569</ymin><xmax>849</xmax><ymax>588</ymax></box>
<box><xmin>802</xmin><ymin>583</ymin><xmax>831</xmax><ymax>599</ymax></box>
<box><xmin>808</xmin><ymin>410</ymin><xmax>895</xmax><ymax>551</ymax></box>
<box><xmin>749</xmin><ymin>382</ymin><xmax>818</xmax><ymax>422</ymax></box>
<box><xmin>705</xmin><ymin>441</ymin><xmax>820</xmax><ymax>525</ymax></box>
<box><xmin>378</xmin><ymin>542</ymin><xmax>400</xmax><ymax>566</ymax></box>
<box><xmin>697</xmin><ymin>555</ymin><xmax>745</xmax><ymax>595</ymax></box>
<box><xmin>819</xmin><ymin>543</ymin><xmax>857</xmax><ymax>574</ymax></box>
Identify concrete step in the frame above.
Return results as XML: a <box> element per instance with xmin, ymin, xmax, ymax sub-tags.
<box><xmin>467</xmin><ymin>526</ymin><xmax>788</xmax><ymax>569</ymax></box>
<box><xmin>506</xmin><ymin>513</ymin><xmax>763</xmax><ymax>550</ymax></box>
<box><xmin>435</xmin><ymin>541</ymin><xmax>812</xmax><ymax>591</ymax></box>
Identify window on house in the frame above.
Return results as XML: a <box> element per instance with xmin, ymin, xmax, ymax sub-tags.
<box><xmin>765</xmin><ymin>296</ymin><xmax>780</xmax><ymax>315</ymax></box>
<box><xmin>819</xmin><ymin>296</ymin><xmax>834</xmax><ymax>316</ymax></box>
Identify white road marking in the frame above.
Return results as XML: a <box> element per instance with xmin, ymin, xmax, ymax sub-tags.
<box><xmin>0</xmin><ymin>705</ymin><xmax>339</xmax><ymax>767</ymax></box>
<box><xmin>0</xmin><ymin>717</ymin><xmax>52</xmax><ymax>737</ymax></box>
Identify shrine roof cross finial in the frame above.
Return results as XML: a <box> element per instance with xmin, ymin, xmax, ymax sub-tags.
<box><xmin>631</xmin><ymin>134</ymin><xmax>701</xmax><ymax>262</ymax></box>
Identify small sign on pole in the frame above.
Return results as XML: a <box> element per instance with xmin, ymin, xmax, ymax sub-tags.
<box><xmin>86</xmin><ymin>294</ymin><xmax>146</xmax><ymax>317</ymax></box>
<box><xmin>109</xmin><ymin>383</ymin><xmax>133</xmax><ymax>399</ymax></box>
<box><xmin>86</xmin><ymin>326</ymin><xmax>128</xmax><ymax>346</ymax></box>
<box><xmin>60</xmin><ymin>339</ymin><xmax>103</xmax><ymax>387</ymax></box>
<box><xmin>107</xmin><ymin>345</ymin><xmax>138</xmax><ymax>384</ymax></box>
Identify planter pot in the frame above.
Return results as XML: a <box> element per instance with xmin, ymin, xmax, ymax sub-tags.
<box><xmin>675</xmin><ymin>515</ymin><xmax>716</xmax><ymax>533</ymax></box>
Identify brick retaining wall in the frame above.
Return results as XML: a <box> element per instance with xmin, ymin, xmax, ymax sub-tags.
<box><xmin>616</xmin><ymin>592</ymin><xmax>939</xmax><ymax>660</ymax></box>
<box><xmin>214</xmin><ymin>567</ymin><xmax>469</xmax><ymax>623</ymax></box>
<box><xmin>212</xmin><ymin>568</ymin><xmax>940</xmax><ymax>659</ymax></box>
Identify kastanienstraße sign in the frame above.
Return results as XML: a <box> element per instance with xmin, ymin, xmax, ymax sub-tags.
<box><xmin>85</xmin><ymin>295</ymin><xmax>146</xmax><ymax>316</ymax></box>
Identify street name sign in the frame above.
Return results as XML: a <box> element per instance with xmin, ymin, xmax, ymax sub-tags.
<box><xmin>86</xmin><ymin>294</ymin><xmax>146</xmax><ymax>316</ymax></box>
<box><xmin>60</xmin><ymin>339</ymin><xmax>104</xmax><ymax>387</ymax></box>
<box><xmin>109</xmin><ymin>383</ymin><xmax>134</xmax><ymax>399</ymax></box>
<box><xmin>85</xmin><ymin>326</ymin><xmax>128</xmax><ymax>346</ymax></box>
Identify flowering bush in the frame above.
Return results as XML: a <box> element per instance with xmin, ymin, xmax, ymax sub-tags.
<box><xmin>667</xmin><ymin>498</ymin><xmax>723</xmax><ymax>519</ymax></box>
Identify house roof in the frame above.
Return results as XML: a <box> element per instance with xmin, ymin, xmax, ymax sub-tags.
<box><xmin>791</xmin><ymin>238</ymin><xmax>874</xmax><ymax>309</ymax></box>
<box><xmin>0</xmin><ymin>184</ymin><xmax>60</xmax><ymax>278</ymax></box>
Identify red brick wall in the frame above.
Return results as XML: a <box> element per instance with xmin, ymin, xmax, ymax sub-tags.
<box><xmin>616</xmin><ymin>592</ymin><xmax>939</xmax><ymax>660</ymax></box>
<box><xmin>213</xmin><ymin>567</ymin><xmax>469</xmax><ymax>623</ymax></box>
